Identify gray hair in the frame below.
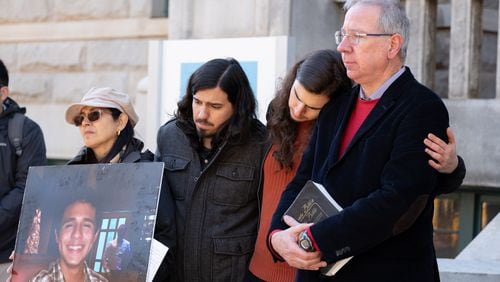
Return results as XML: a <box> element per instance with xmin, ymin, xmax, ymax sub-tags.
<box><xmin>343</xmin><ymin>0</ymin><xmax>409</xmax><ymax>62</ymax></box>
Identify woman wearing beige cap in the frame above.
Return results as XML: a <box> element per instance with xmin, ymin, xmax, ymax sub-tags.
<box><xmin>65</xmin><ymin>87</ymin><xmax>151</xmax><ymax>163</ymax></box>
<box><xmin>65</xmin><ymin>87</ymin><xmax>175</xmax><ymax>281</ymax></box>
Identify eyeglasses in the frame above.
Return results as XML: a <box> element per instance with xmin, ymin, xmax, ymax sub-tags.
<box><xmin>335</xmin><ymin>30</ymin><xmax>394</xmax><ymax>45</ymax></box>
<box><xmin>73</xmin><ymin>109</ymin><xmax>109</xmax><ymax>126</ymax></box>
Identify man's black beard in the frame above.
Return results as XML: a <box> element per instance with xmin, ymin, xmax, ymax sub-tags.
<box><xmin>197</xmin><ymin>129</ymin><xmax>216</xmax><ymax>139</ymax></box>
<box><xmin>193</xmin><ymin>119</ymin><xmax>231</xmax><ymax>149</ymax></box>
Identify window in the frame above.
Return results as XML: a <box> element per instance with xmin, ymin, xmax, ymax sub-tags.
<box><xmin>152</xmin><ymin>0</ymin><xmax>168</xmax><ymax>18</ymax></box>
<box><xmin>93</xmin><ymin>214</ymin><xmax>129</xmax><ymax>273</ymax></box>
<box><xmin>433</xmin><ymin>197</ymin><xmax>460</xmax><ymax>258</ymax></box>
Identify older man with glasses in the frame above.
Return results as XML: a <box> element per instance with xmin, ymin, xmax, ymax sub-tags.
<box><xmin>268</xmin><ymin>1</ymin><xmax>465</xmax><ymax>281</ymax></box>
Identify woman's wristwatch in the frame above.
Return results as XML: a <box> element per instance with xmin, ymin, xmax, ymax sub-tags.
<box><xmin>298</xmin><ymin>230</ymin><xmax>315</xmax><ymax>252</ymax></box>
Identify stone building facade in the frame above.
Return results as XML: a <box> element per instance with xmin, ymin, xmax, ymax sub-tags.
<box><xmin>0</xmin><ymin>0</ymin><xmax>167</xmax><ymax>158</ymax></box>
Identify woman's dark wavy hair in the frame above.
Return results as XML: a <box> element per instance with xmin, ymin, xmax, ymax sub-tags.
<box><xmin>87</xmin><ymin>108</ymin><xmax>134</xmax><ymax>163</ymax></box>
<box><xmin>267</xmin><ymin>49</ymin><xmax>352</xmax><ymax>170</ymax></box>
<box><xmin>175</xmin><ymin>58</ymin><xmax>258</xmax><ymax>149</ymax></box>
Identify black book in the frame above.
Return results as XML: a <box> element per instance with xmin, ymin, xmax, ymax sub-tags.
<box><xmin>284</xmin><ymin>180</ymin><xmax>352</xmax><ymax>276</ymax></box>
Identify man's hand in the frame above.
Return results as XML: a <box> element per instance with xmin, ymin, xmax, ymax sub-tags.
<box><xmin>270</xmin><ymin>216</ymin><xmax>327</xmax><ymax>270</ymax></box>
<box><xmin>424</xmin><ymin>127</ymin><xmax>459</xmax><ymax>173</ymax></box>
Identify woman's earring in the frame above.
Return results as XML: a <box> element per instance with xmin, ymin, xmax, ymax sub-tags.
<box><xmin>117</xmin><ymin>129</ymin><xmax>121</xmax><ymax>136</ymax></box>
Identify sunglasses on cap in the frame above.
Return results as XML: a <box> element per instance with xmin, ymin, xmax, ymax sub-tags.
<box><xmin>73</xmin><ymin>109</ymin><xmax>110</xmax><ymax>127</ymax></box>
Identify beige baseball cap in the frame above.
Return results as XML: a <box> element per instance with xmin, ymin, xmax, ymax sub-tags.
<box><xmin>65</xmin><ymin>87</ymin><xmax>139</xmax><ymax>127</ymax></box>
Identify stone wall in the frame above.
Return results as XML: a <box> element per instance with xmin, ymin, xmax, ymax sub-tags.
<box><xmin>0</xmin><ymin>1</ymin><xmax>151</xmax><ymax>23</ymax></box>
<box><xmin>0</xmin><ymin>0</ymin><xmax>154</xmax><ymax>102</ymax></box>
<box><xmin>0</xmin><ymin>40</ymin><xmax>147</xmax><ymax>104</ymax></box>
<box><xmin>446</xmin><ymin>100</ymin><xmax>500</xmax><ymax>188</ymax></box>
<box><xmin>0</xmin><ymin>0</ymin><xmax>165</xmax><ymax>158</ymax></box>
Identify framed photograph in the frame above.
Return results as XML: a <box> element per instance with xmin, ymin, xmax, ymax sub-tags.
<box><xmin>12</xmin><ymin>162</ymin><xmax>164</xmax><ymax>282</ymax></box>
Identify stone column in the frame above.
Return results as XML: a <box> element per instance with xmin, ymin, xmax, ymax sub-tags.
<box><xmin>405</xmin><ymin>0</ymin><xmax>437</xmax><ymax>89</ymax></box>
<box><xmin>448</xmin><ymin>0</ymin><xmax>482</xmax><ymax>99</ymax></box>
<box><xmin>167</xmin><ymin>0</ymin><xmax>195</xmax><ymax>39</ymax></box>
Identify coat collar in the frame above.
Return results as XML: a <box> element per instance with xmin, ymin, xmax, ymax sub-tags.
<box><xmin>0</xmin><ymin>97</ymin><xmax>25</xmax><ymax>119</ymax></box>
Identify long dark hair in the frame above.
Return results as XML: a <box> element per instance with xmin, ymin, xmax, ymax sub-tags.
<box><xmin>267</xmin><ymin>49</ymin><xmax>352</xmax><ymax>170</ymax></box>
<box><xmin>175</xmin><ymin>58</ymin><xmax>258</xmax><ymax>149</ymax></box>
<box><xmin>0</xmin><ymin>59</ymin><xmax>9</xmax><ymax>86</ymax></box>
<box><xmin>88</xmin><ymin>108</ymin><xmax>134</xmax><ymax>163</ymax></box>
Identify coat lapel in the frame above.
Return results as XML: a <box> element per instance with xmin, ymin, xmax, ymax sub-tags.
<box><xmin>326</xmin><ymin>91</ymin><xmax>358</xmax><ymax>168</ymax></box>
<box><xmin>331</xmin><ymin>68</ymin><xmax>414</xmax><ymax>166</ymax></box>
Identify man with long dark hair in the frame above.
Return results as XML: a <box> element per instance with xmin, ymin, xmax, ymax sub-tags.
<box><xmin>155</xmin><ymin>58</ymin><xmax>268</xmax><ymax>281</ymax></box>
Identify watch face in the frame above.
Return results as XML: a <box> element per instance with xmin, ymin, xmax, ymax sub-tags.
<box><xmin>300</xmin><ymin>239</ymin><xmax>312</xmax><ymax>250</ymax></box>
<box><xmin>299</xmin><ymin>231</ymin><xmax>315</xmax><ymax>252</ymax></box>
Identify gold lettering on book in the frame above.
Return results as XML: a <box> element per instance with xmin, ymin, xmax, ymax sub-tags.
<box><xmin>297</xmin><ymin>199</ymin><xmax>328</xmax><ymax>223</ymax></box>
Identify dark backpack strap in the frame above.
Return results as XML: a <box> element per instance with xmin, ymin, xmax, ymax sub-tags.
<box><xmin>8</xmin><ymin>113</ymin><xmax>26</xmax><ymax>157</ymax></box>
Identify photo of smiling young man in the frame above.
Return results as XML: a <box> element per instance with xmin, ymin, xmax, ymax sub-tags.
<box><xmin>30</xmin><ymin>199</ymin><xmax>108</xmax><ymax>282</ymax></box>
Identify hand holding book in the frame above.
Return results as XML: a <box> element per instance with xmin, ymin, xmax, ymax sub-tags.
<box><xmin>270</xmin><ymin>219</ymin><xmax>327</xmax><ymax>271</ymax></box>
<box><xmin>283</xmin><ymin>180</ymin><xmax>353</xmax><ymax>276</ymax></box>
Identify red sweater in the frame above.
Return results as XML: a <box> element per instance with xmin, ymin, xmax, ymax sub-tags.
<box><xmin>339</xmin><ymin>98</ymin><xmax>379</xmax><ymax>157</ymax></box>
<box><xmin>249</xmin><ymin>121</ymin><xmax>313</xmax><ymax>282</ymax></box>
